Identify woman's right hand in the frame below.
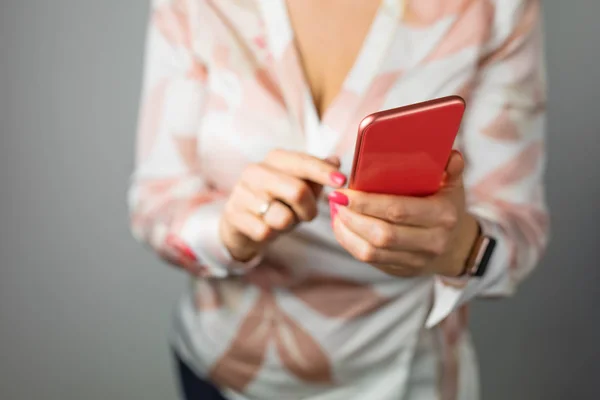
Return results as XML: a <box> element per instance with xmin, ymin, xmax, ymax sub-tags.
<box><xmin>219</xmin><ymin>149</ymin><xmax>347</xmax><ymax>262</ymax></box>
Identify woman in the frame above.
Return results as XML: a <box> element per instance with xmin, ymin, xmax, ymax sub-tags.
<box><xmin>129</xmin><ymin>0</ymin><xmax>548</xmax><ymax>399</ymax></box>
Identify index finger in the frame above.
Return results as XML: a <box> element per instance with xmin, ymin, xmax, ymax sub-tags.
<box><xmin>264</xmin><ymin>149</ymin><xmax>346</xmax><ymax>188</ymax></box>
<box><xmin>329</xmin><ymin>189</ymin><xmax>447</xmax><ymax>228</ymax></box>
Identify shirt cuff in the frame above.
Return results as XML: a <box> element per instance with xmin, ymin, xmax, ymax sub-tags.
<box><xmin>425</xmin><ymin>216</ymin><xmax>513</xmax><ymax>328</ymax></box>
<box><xmin>178</xmin><ymin>199</ymin><xmax>263</xmax><ymax>278</ymax></box>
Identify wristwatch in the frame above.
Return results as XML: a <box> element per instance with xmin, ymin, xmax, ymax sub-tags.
<box><xmin>460</xmin><ymin>224</ymin><xmax>496</xmax><ymax>277</ymax></box>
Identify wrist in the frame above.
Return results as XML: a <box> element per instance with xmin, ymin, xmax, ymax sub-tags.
<box><xmin>447</xmin><ymin>214</ymin><xmax>480</xmax><ymax>277</ymax></box>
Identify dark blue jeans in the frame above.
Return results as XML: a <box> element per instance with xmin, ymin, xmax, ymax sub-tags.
<box><xmin>174</xmin><ymin>353</ymin><xmax>228</xmax><ymax>400</ymax></box>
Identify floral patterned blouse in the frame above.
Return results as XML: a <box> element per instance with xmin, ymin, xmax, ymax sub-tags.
<box><xmin>129</xmin><ymin>0</ymin><xmax>548</xmax><ymax>399</ymax></box>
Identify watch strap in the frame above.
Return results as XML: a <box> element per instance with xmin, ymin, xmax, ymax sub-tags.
<box><xmin>461</xmin><ymin>223</ymin><xmax>497</xmax><ymax>277</ymax></box>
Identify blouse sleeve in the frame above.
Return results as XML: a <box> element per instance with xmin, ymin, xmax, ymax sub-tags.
<box><xmin>426</xmin><ymin>0</ymin><xmax>549</xmax><ymax>327</ymax></box>
<box><xmin>128</xmin><ymin>0</ymin><xmax>261</xmax><ymax>278</ymax></box>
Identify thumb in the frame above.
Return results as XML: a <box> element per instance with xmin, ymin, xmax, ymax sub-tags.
<box><xmin>441</xmin><ymin>150</ymin><xmax>465</xmax><ymax>188</ymax></box>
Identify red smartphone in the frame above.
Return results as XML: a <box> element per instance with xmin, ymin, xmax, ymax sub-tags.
<box><xmin>348</xmin><ymin>95</ymin><xmax>466</xmax><ymax>197</ymax></box>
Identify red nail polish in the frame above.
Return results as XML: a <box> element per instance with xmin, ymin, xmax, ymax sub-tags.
<box><xmin>328</xmin><ymin>191</ymin><xmax>349</xmax><ymax>206</ymax></box>
<box><xmin>329</xmin><ymin>172</ymin><xmax>347</xmax><ymax>187</ymax></box>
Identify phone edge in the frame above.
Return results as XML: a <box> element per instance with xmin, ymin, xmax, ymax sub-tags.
<box><xmin>347</xmin><ymin>95</ymin><xmax>466</xmax><ymax>191</ymax></box>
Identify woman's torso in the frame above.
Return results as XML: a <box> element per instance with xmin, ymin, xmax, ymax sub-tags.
<box><xmin>169</xmin><ymin>0</ymin><xmax>492</xmax><ymax>398</ymax></box>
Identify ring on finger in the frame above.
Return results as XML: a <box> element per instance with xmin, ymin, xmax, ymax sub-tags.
<box><xmin>257</xmin><ymin>199</ymin><xmax>274</xmax><ymax>218</ymax></box>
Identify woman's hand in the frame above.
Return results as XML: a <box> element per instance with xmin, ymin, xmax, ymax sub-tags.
<box><xmin>220</xmin><ymin>149</ymin><xmax>347</xmax><ymax>263</ymax></box>
<box><xmin>329</xmin><ymin>151</ymin><xmax>479</xmax><ymax>278</ymax></box>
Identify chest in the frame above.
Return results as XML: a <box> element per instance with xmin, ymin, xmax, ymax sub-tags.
<box><xmin>198</xmin><ymin>0</ymin><xmax>490</xmax><ymax>190</ymax></box>
<box><xmin>285</xmin><ymin>0</ymin><xmax>381</xmax><ymax>118</ymax></box>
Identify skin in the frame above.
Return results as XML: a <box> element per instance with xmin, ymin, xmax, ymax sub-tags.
<box><xmin>219</xmin><ymin>1</ymin><xmax>479</xmax><ymax>276</ymax></box>
<box><xmin>330</xmin><ymin>151</ymin><xmax>479</xmax><ymax>278</ymax></box>
<box><xmin>219</xmin><ymin>150</ymin><xmax>346</xmax><ymax>262</ymax></box>
<box><xmin>286</xmin><ymin>0</ymin><xmax>381</xmax><ymax>118</ymax></box>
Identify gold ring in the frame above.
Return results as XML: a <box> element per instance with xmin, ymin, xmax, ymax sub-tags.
<box><xmin>257</xmin><ymin>200</ymin><xmax>273</xmax><ymax>218</ymax></box>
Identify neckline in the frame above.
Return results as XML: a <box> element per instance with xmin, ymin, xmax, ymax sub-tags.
<box><xmin>277</xmin><ymin>0</ymin><xmax>390</xmax><ymax>126</ymax></box>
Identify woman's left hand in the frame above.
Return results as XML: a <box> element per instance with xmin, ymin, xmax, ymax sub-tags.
<box><xmin>329</xmin><ymin>151</ymin><xmax>479</xmax><ymax>278</ymax></box>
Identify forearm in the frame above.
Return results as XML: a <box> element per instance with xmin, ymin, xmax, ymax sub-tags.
<box><xmin>442</xmin><ymin>213</ymin><xmax>480</xmax><ymax>277</ymax></box>
<box><xmin>425</xmin><ymin>0</ymin><xmax>548</xmax><ymax>327</ymax></box>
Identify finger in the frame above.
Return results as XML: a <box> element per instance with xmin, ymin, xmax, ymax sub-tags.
<box><xmin>309</xmin><ymin>155</ymin><xmax>342</xmax><ymax>200</ymax></box>
<box><xmin>224</xmin><ymin>207</ymin><xmax>275</xmax><ymax>243</ymax></box>
<box><xmin>332</xmin><ymin>216</ymin><xmax>380</xmax><ymax>263</ymax></box>
<box><xmin>336</xmin><ymin>205</ymin><xmax>443</xmax><ymax>253</ymax></box>
<box><xmin>232</xmin><ymin>183</ymin><xmax>297</xmax><ymax>231</ymax></box>
<box><xmin>442</xmin><ymin>150</ymin><xmax>465</xmax><ymax>189</ymax></box>
<box><xmin>332</xmin><ymin>217</ymin><xmax>429</xmax><ymax>269</ymax></box>
<box><xmin>323</xmin><ymin>155</ymin><xmax>341</xmax><ymax>169</ymax></box>
<box><xmin>264</xmin><ymin>149</ymin><xmax>347</xmax><ymax>188</ymax></box>
<box><xmin>329</xmin><ymin>189</ymin><xmax>451</xmax><ymax>228</ymax></box>
<box><xmin>241</xmin><ymin>164</ymin><xmax>318</xmax><ymax>221</ymax></box>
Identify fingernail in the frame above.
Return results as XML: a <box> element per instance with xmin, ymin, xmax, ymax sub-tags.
<box><xmin>328</xmin><ymin>191</ymin><xmax>349</xmax><ymax>206</ymax></box>
<box><xmin>329</xmin><ymin>172</ymin><xmax>347</xmax><ymax>187</ymax></box>
<box><xmin>455</xmin><ymin>150</ymin><xmax>464</xmax><ymax>160</ymax></box>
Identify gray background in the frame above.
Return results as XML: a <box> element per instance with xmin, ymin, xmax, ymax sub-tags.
<box><xmin>0</xmin><ymin>1</ymin><xmax>598</xmax><ymax>399</ymax></box>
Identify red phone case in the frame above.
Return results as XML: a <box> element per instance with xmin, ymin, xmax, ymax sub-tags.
<box><xmin>348</xmin><ymin>95</ymin><xmax>465</xmax><ymax>197</ymax></box>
